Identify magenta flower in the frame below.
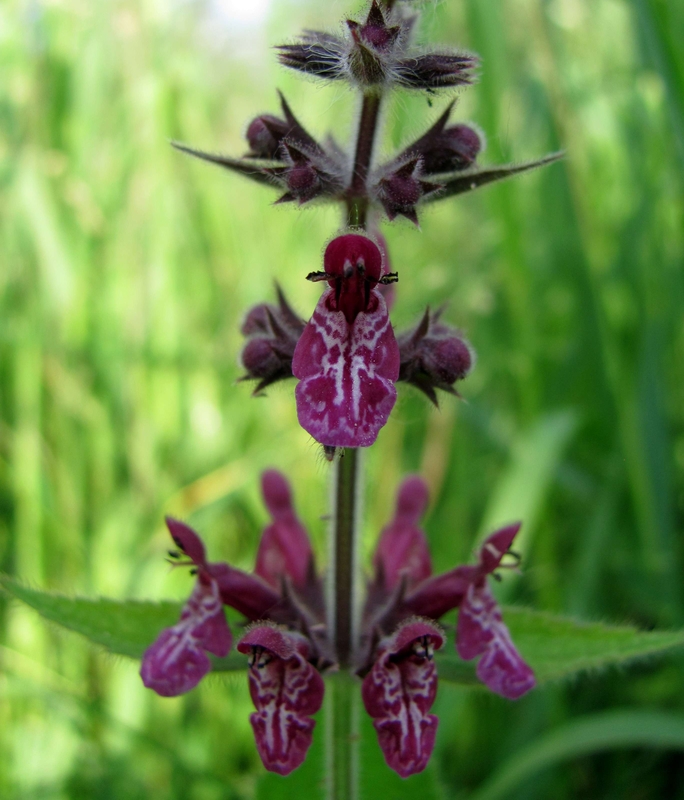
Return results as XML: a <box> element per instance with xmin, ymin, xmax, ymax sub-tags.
<box><xmin>292</xmin><ymin>233</ymin><xmax>400</xmax><ymax>448</ymax></box>
<box><xmin>359</xmin><ymin>478</ymin><xmax>535</xmax><ymax>774</ymax></box>
<box><xmin>142</xmin><ymin>471</ymin><xmax>534</xmax><ymax>778</ymax></box>
<box><xmin>361</xmin><ymin>619</ymin><xmax>444</xmax><ymax>777</ymax></box>
<box><xmin>140</xmin><ymin>518</ymin><xmax>233</xmax><ymax>697</ymax></box>
<box><xmin>237</xmin><ymin>624</ymin><xmax>324</xmax><ymax>775</ymax></box>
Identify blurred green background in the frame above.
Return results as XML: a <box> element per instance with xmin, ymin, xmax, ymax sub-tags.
<box><xmin>1</xmin><ymin>0</ymin><xmax>684</xmax><ymax>797</ymax></box>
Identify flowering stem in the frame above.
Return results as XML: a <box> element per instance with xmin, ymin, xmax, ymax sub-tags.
<box><xmin>347</xmin><ymin>91</ymin><xmax>382</xmax><ymax>227</ymax></box>
<box><xmin>333</xmin><ymin>447</ymin><xmax>360</xmax><ymax>668</ymax></box>
<box><xmin>326</xmin><ymin>672</ymin><xmax>360</xmax><ymax>800</ymax></box>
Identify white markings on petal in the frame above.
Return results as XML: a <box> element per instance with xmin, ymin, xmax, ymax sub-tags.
<box><xmin>293</xmin><ymin>290</ymin><xmax>399</xmax><ymax>447</ymax></box>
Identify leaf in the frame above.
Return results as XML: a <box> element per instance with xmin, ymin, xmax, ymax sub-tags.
<box><xmin>426</xmin><ymin>151</ymin><xmax>564</xmax><ymax>201</ymax></box>
<box><xmin>437</xmin><ymin>606</ymin><xmax>684</xmax><ymax>687</ymax></box>
<box><xmin>0</xmin><ymin>575</ymin><xmax>245</xmax><ymax>671</ymax></box>
<box><xmin>171</xmin><ymin>141</ymin><xmax>280</xmax><ymax>187</ymax></box>
<box><xmin>5</xmin><ymin>577</ymin><xmax>684</xmax><ymax>688</ymax></box>
<box><xmin>470</xmin><ymin>710</ymin><xmax>684</xmax><ymax>800</ymax></box>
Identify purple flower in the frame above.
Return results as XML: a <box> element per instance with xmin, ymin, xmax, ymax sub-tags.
<box><xmin>403</xmin><ymin>521</ymin><xmax>536</xmax><ymax>699</ymax></box>
<box><xmin>237</xmin><ymin>624</ymin><xmax>325</xmax><ymax>775</ymax></box>
<box><xmin>361</xmin><ymin>619</ymin><xmax>444</xmax><ymax>777</ymax></box>
<box><xmin>140</xmin><ymin>518</ymin><xmax>233</xmax><ymax>697</ymax></box>
<box><xmin>292</xmin><ymin>233</ymin><xmax>400</xmax><ymax>448</ymax></box>
<box><xmin>142</xmin><ymin>472</ymin><xmax>534</xmax><ymax>778</ymax></box>
<box><xmin>359</xmin><ymin>477</ymin><xmax>535</xmax><ymax>775</ymax></box>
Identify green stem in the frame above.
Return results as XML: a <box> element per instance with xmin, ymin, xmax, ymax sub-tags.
<box><xmin>332</xmin><ymin>447</ymin><xmax>360</xmax><ymax>669</ymax></box>
<box><xmin>326</xmin><ymin>673</ymin><xmax>360</xmax><ymax>800</ymax></box>
<box><xmin>347</xmin><ymin>91</ymin><xmax>382</xmax><ymax>227</ymax></box>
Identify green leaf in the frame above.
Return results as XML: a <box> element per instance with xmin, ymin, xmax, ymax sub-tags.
<box><xmin>5</xmin><ymin>577</ymin><xmax>684</xmax><ymax>687</ymax></box>
<box><xmin>470</xmin><ymin>710</ymin><xmax>684</xmax><ymax>800</ymax></box>
<box><xmin>438</xmin><ymin>606</ymin><xmax>684</xmax><ymax>687</ymax></box>
<box><xmin>427</xmin><ymin>152</ymin><xmax>564</xmax><ymax>201</ymax></box>
<box><xmin>171</xmin><ymin>141</ymin><xmax>279</xmax><ymax>186</ymax></box>
<box><xmin>0</xmin><ymin>575</ymin><xmax>245</xmax><ymax>671</ymax></box>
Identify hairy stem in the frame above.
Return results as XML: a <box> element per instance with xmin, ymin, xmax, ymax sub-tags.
<box><xmin>332</xmin><ymin>447</ymin><xmax>360</xmax><ymax>668</ymax></box>
<box><xmin>326</xmin><ymin>673</ymin><xmax>360</xmax><ymax>800</ymax></box>
<box><xmin>347</xmin><ymin>91</ymin><xmax>382</xmax><ymax>227</ymax></box>
<box><xmin>333</xmin><ymin>83</ymin><xmax>384</xmax><ymax>667</ymax></box>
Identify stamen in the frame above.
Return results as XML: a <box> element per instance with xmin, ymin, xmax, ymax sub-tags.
<box><xmin>248</xmin><ymin>646</ymin><xmax>273</xmax><ymax>669</ymax></box>
<box><xmin>412</xmin><ymin>635</ymin><xmax>434</xmax><ymax>660</ymax></box>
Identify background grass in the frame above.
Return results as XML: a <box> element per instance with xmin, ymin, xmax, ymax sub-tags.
<box><xmin>1</xmin><ymin>0</ymin><xmax>683</xmax><ymax>796</ymax></box>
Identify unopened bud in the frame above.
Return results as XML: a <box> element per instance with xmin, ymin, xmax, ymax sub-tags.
<box><xmin>395</xmin><ymin>52</ymin><xmax>477</xmax><ymax>90</ymax></box>
<box><xmin>246</xmin><ymin>115</ymin><xmax>290</xmax><ymax>160</ymax></box>
<box><xmin>346</xmin><ymin>1</ymin><xmax>402</xmax><ymax>85</ymax></box>
<box><xmin>397</xmin><ymin>308</ymin><xmax>473</xmax><ymax>405</ymax></box>
<box><xmin>277</xmin><ymin>33</ymin><xmax>347</xmax><ymax>82</ymax></box>
<box><xmin>374</xmin><ymin>159</ymin><xmax>442</xmax><ymax>224</ymax></box>
<box><xmin>240</xmin><ymin>287</ymin><xmax>305</xmax><ymax>394</ymax></box>
<box><xmin>269</xmin><ymin>141</ymin><xmax>344</xmax><ymax>206</ymax></box>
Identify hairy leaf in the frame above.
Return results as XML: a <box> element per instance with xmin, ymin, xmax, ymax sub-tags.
<box><xmin>0</xmin><ymin>575</ymin><xmax>245</xmax><ymax>671</ymax></box>
<box><xmin>438</xmin><ymin>606</ymin><xmax>684</xmax><ymax>687</ymax></box>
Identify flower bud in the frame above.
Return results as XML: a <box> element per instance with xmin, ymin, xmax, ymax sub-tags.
<box><xmin>240</xmin><ymin>287</ymin><xmax>305</xmax><ymax>394</ymax></box>
<box><xmin>374</xmin><ymin>158</ymin><xmax>442</xmax><ymax>224</ymax></box>
<box><xmin>393</xmin><ymin>102</ymin><xmax>483</xmax><ymax>176</ymax></box>
<box><xmin>245</xmin><ymin>115</ymin><xmax>290</xmax><ymax>160</ymax></box>
<box><xmin>346</xmin><ymin>1</ymin><xmax>402</xmax><ymax>85</ymax></box>
<box><xmin>395</xmin><ymin>52</ymin><xmax>478</xmax><ymax>90</ymax></box>
<box><xmin>397</xmin><ymin>308</ymin><xmax>473</xmax><ymax>405</ymax></box>
<box><xmin>277</xmin><ymin>32</ymin><xmax>347</xmax><ymax>81</ymax></box>
<box><xmin>268</xmin><ymin>140</ymin><xmax>345</xmax><ymax>205</ymax></box>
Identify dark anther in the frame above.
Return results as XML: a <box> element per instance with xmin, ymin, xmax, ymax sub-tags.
<box><xmin>306</xmin><ymin>270</ymin><xmax>332</xmax><ymax>282</ymax></box>
<box><xmin>503</xmin><ymin>548</ymin><xmax>522</xmax><ymax>567</ymax></box>
<box><xmin>492</xmin><ymin>572</ymin><xmax>502</xmax><ymax>582</ymax></box>
<box><xmin>167</xmin><ymin>550</ymin><xmax>180</xmax><ymax>559</ymax></box>
<box><xmin>190</xmin><ymin>568</ymin><xmax>198</xmax><ymax>576</ymax></box>
<box><xmin>323</xmin><ymin>445</ymin><xmax>338</xmax><ymax>462</ymax></box>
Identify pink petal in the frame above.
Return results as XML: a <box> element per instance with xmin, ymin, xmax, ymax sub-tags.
<box><xmin>209</xmin><ymin>563</ymin><xmax>281</xmax><ymax>621</ymax></box>
<box><xmin>361</xmin><ymin>620</ymin><xmax>444</xmax><ymax>778</ymax></box>
<box><xmin>140</xmin><ymin>579</ymin><xmax>232</xmax><ymax>697</ymax></box>
<box><xmin>238</xmin><ymin>626</ymin><xmax>324</xmax><ymax>775</ymax></box>
<box><xmin>255</xmin><ymin>470</ymin><xmax>313</xmax><ymax>589</ymax></box>
<box><xmin>456</xmin><ymin>581</ymin><xmax>498</xmax><ymax>660</ymax></box>
<box><xmin>165</xmin><ymin>517</ymin><xmax>208</xmax><ymax>566</ymax></box>
<box><xmin>292</xmin><ymin>291</ymin><xmax>399</xmax><ymax>448</ymax></box>
<box><xmin>374</xmin><ymin>475</ymin><xmax>432</xmax><ymax>591</ymax></box>
<box><xmin>323</xmin><ymin>234</ymin><xmax>384</xmax><ymax>324</ymax></box>
<box><xmin>404</xmin><ymin>565</ymin><xmax>478</xmax><ymax>619</ymax></box>
<box><xmin>456</xmin><ymin>582</ymin><xmax>535</xmax><ymax>699</ymax></box>
<box><xmin>478</xmin><ymin>523</ymin><xmax>521</xmax><ymax>575</ymax></box>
